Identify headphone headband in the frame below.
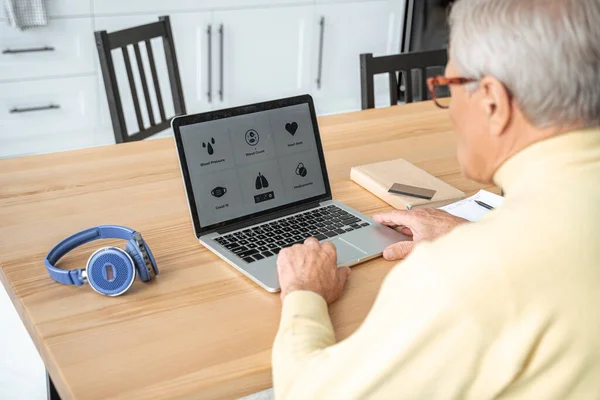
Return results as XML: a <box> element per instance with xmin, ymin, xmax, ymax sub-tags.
<box><xmin>45</xmin><ymin>225</ymin><xmax>137</xmax><ymax>286</ymax></box>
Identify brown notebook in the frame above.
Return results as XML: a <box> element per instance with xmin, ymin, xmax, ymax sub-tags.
<box><xmin>350</xmin><ymin>159</ymin><xmax>465</xmax><ymax>210</ymax></box>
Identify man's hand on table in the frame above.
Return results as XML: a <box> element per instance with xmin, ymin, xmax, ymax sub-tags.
<box><xmin>277</xmin><ymin>238</ymin><xmax>350</xmax><ymax>303</ymax></box>
<box><xmin>373</xmin><ymin>209</ymin><xmax>469</xmax><ymax>261</ymax></box>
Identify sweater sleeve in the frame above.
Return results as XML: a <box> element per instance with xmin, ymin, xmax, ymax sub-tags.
<box><xmin>272</xmin><ymin>246</ymin><xmax>485</xmax><ymax>399</ymax></box>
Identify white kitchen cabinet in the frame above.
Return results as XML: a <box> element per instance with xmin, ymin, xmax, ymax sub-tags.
<box><xmin>94</xmin><ymin>0</ymin><xmax>313</xmax><ymax>17</ymax></box>
<box><xmin>0</xmin><ymin>76</ymin><xmax>97</xmax><ymax>157</ymax></box>
<box><xmin>170</xmin><ymin>13</ymin><xmax>216</xmax><ymax>114</ymax></box>
<box><xmin>212</xmin><ymin>6</ymin><xmax>316</xmax><ymax>109</ymax></box>
<box><xmin>96</xmin><ymin>6</ymin><xmax>318</xmax><ymax>144</ymax></box>
<box><xmin>95</xmin><ymin>6</ymin><xmax>316</xmax><ymax>145</ymax></box>
<box><xmin>0</xmin><ymin>0</ymin><xmax>407</xmax><ymax>157</ymax></box>
<box><xmin>0</xmin><ymin>18</ymin><xmax>96</xmax><ymax>82</ymax></box>
<box><xmin>311</xmin><ymin>0</ymin><xmax>405</xmax><ymax>115</ymax></box>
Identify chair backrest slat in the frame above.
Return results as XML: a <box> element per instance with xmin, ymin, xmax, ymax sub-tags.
<box><xmin>95</xmin><ymin>15</ymin><xmax>186</xmax><ymax>144</ymax></box>
<box><xmin>388</xmin><ymin>72</ymin><xmax>399</xmax><ymax>106</ymax></box>
<box><xmin>121</xmin><ymin>46</ymin><xmax>144</xmax><ymax>132</ymax></box>
<box><xmin>404</xmin><ymin>69</ymin><xmax>413</xmax><ymax>103</ymax></box>
<box><xmin>133</xmin><ymin>42</ymin><xmax>155</xmax><ymax>127</ymax></box>
<box><xmin>144</xmin><ymin>39</ymin><xmax>167</xmax><ymax>123</ymax></box>
<box><xmin>360</xmin><ymin>49</ymin><xmax>448</xmax><ymax>110</ymax></box>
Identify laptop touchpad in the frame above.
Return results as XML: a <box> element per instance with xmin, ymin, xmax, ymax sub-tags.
<box><xmin>329</xmin><ymin>238</ymin><xmax>368</xmax><ymax>266</ymax></box>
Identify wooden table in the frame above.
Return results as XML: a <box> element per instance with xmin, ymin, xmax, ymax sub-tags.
<box><xmin>0</xmin><ymin>101</ymin><xmax>497</xmax><ymax>399</ymax></box>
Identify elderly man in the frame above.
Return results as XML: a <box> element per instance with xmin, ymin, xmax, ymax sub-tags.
<box><xmin>272</xmin><ymin>0</ymin><xmax>600</xmax><ymax>398</ymax></box>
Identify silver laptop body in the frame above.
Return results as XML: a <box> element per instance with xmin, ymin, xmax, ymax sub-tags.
<box><xmin>172</xmin><ymin>95</ymin><xmax>408</xmax><ymax>292</ymax></box>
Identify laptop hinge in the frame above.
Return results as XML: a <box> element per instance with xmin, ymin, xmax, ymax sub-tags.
<box><xmin>215</xmin><ymin>200</ymin><xmax>323</xmax><ymax>235</ymax></box>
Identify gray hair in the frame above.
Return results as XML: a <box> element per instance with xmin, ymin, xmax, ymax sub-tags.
<box><xmin>449</xmin><ymin>0</ymin><xmax>600</xmax><ymax>129</ymax></box>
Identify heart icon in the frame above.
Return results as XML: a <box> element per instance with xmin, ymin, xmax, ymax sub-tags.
<box><xmin>285</xmin><ymin>122</ymin><xmax>298</xmax><ymax>135</ymax></box>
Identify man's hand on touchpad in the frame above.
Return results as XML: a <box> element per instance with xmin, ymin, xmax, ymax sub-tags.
<box><xmin>373</xmin><ymin>209</ymin><xmax>468</xmax><ymax>261</ymax></box>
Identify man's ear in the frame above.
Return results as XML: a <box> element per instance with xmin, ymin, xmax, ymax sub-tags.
<box><xmin>479</xmin><ymin>76</ymin><xmax>511</xmax><ymax>137</ymax></box>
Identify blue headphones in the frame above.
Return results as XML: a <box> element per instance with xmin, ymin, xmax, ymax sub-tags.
<box><xmin>45</xmin><ymin>225</ymin><xmax>158</xmax><ymax>296</ymax></box>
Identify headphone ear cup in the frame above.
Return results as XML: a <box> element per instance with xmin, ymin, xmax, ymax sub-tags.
<box><xmin>126</xmin><ymin>241</ymin><xmax>151</xmax><ymax>282</ymax></box>
<box><xmin>139</xmin><ymin>240</ymin><xmax>159</xmax><ymax>277</ymax></box>
<box><xmin>87</xmin><ymin>247</ymin><xmax>136</xmax><ymax>296</ymax></box>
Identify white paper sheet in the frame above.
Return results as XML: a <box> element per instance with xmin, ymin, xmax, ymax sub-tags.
<box><xmin>440</xmin><ymin>190</ymin><xmax>504</xmax><ymax>222</ymax></box>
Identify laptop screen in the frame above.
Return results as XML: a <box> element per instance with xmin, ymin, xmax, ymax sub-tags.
<box><xmin>175</xmin><ymin>97</ymin><xmax>331</xmax><ymax>235</ymax></box>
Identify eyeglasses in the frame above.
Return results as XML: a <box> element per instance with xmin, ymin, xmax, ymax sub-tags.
<box><xmin>426</xmin><ymin>76</ymin><xmax>478</xmax><ymax>109</ymax></box>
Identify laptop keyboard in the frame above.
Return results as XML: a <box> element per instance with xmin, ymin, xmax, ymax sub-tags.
<box><xmin>213</xmin><ymin>205</ymin><xmax>370</xmax><ymax>263</ymax></box>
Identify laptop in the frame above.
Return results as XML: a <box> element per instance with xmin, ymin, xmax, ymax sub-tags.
<box><xmin>172</xmin><ymin>95</ymin><xmax>408</xmax><ymax>292</ymax></box>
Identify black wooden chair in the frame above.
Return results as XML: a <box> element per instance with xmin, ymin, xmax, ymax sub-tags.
<box><xmin>359</xmin><ymin>49</ymin><xmax>448</xmax><ymax>110</ymax></box>
<box><xmin>95</xmin><ymin>16</ymin><xmax>186</xmax><ymax>144</ymax></box>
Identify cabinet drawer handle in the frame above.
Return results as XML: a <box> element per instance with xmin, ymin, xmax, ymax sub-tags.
<box><xmin>2</xmin><ymin>46</ymin><xmax>55</xmax><ymax>54</ymax></box>
<box><xmin>316</xmin><ymin>17</ymin><xmax>325</xmax><ymax>89</ymax></box>
<box><xmin>10</xmin><ymin>104</ymin><xmax>60</xmax><ymax>113</ymax></box>
<box><xmin>219</xmin><ymin>24</ymin><xmax>224</xmax><ymax>102</ymax></box>
<box><xmin>207</xmin><ymin>25</ymin><xmax>213</xmax><ymax>103</ymax></box>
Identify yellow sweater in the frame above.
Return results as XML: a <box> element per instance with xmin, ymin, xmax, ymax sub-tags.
<box><xmin>272</xmin><ymin>129</ymin><xmax>600</xmax><ymax>399</ymax></box>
